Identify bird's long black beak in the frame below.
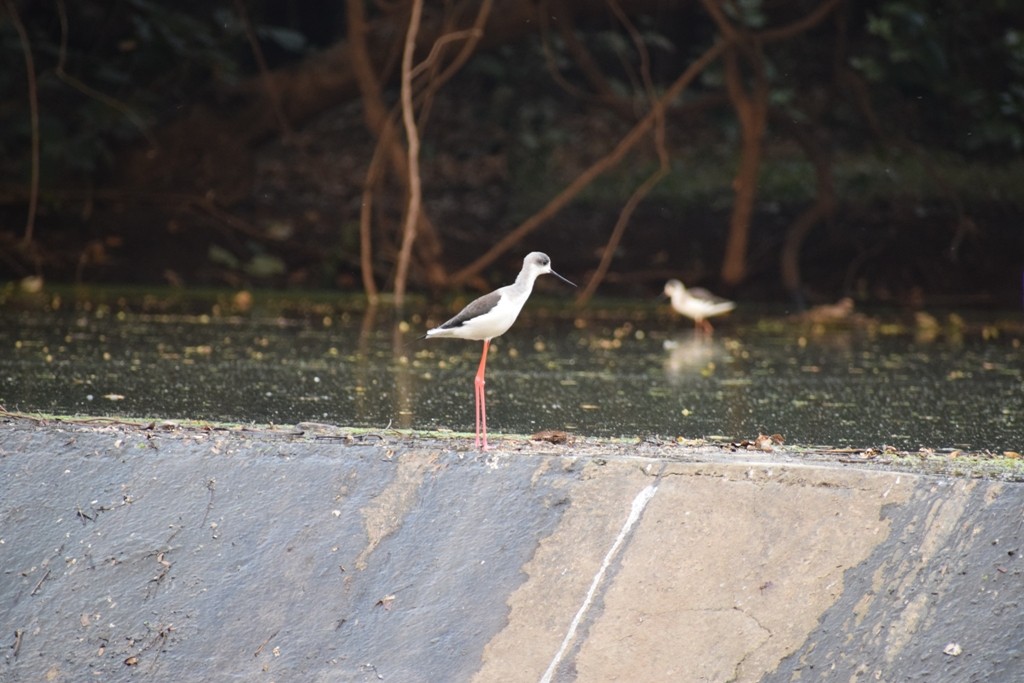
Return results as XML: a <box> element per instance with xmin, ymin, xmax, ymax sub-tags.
<box><xmin>551</xmin><ymin>269</ymin><xmax>576</xmax><ymax>287</ymax></box>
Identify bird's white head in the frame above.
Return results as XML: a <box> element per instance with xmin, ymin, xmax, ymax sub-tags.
<box><xmin>519</xmin><ymin>252</ymin><xmax>575</xmax><ymax>287</ymax></box>
<box><xmin>664</xmin><ymin>279</ymin><xmax>686</xmax><ymax>298</ymax></box>
<box><xmin>524</xmin><ymin>252</ymin><xmax>553</xmax><ymax>276</ymax></box>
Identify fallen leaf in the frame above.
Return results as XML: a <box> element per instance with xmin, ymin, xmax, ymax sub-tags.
<box><xmin>530</xmin><ymin>430</ymin><xmax>570</xmax><ymax>444</ymax></box>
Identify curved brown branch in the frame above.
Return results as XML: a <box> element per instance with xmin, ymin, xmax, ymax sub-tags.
<box><xmin>701</xmin><ymin>0</ymin><xmax>842</xmax><ymax>286</ymax></box>
<box><xmin>348</xmin><ymin>0</ymin><xmax>400</xmax><ymax>294</ymax></box>
<box><xmin>538</xmin><ymin>0</ymin><xmax>634</xmax><ymax>118</ymax></box>
<box><xmin>392</xmin><ymin>0</ymin><xmax>425</xmax><ymax>307</ymax></box>
<box><xmin>775</xmin><ymin>115</ymin><xmax>836</xmax><ymax>298</ymax></box>
<box><xmin>372</xmin><ymin>1</ymin><xmax>496</xmax><ymax>300</ymax></box>
<box><xmin>577</xmin><ymin>0</ymin><xmax>668</xmax><ymax>304</ymax></box>
<box><xmin>347</xmin><ymin>0</ymin><xmax>397</xmax><ymax>146</ymax></box>
<box><xmin>5</xmin><ymin>0</ymin><xmax>40</xmax><ymax>246</ymax></box>
<box><xmin>700</xmin><ymin>0</ymin><xmax>742</xmax><ymax>42</ymax></box>
<box><xmin>705</xmin><ymin>0</ymin><xmax>768</xmax><ymax>286</ymax></box>
<box><xmin>608</xmin><ymin>0</ymin><xmax>653</xmax><ymax>98</ymax></box>
<box><xmin>706</xmin><ymin>0</ymin><xmax>841</xmax><ymax>45</ymax></box>
<box><xmin>449</xmin><ymin>38</ymin><xmax>729</xmax><ymax>287</ymax></box>
<box><xmin>448</xmin><ymin>0</ymin><xmax>841</xmax><ymax>289</ymax></box>
<box><xmin>402</xmin><ymin>2</ymin><xmax>493</xmax><ymax>289</ymax></box>
<box><xmin>719</xmin><ymin>42</ymin><xmax>769</xmax><ymax>285</ymax></box>
<box><xmin>347</xmin><ymin>0</ymin><xmax>447</xmax><ymax>290</ymax></box>
<box><xmin>757</xmin><ymin>0</ymin><xmax>842</xmax><ymax>43</ymax></box>
<box><xmin>578</xmin><ymin>161</ymin><xmax>668</xmax><ymax>305</ymax></box>
<box><xmin>410</xmin><ymin>28</ymin><xmax>482</xmax><ymax>81</ymax></box>
<box><xmin>415</xmin><ymin>0</ymin><xmax>492</xmax><ymax>92</ymax></box>
<box><xmin>360</xmin><ymin>138</ymin><xmax>388</xmax><ymax>304</ymax></box>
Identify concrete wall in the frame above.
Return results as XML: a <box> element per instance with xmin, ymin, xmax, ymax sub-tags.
<box><xmin>1</xmin><ymin>421</ymin><xmax>1021</xmax><ymax>681</ymax></box>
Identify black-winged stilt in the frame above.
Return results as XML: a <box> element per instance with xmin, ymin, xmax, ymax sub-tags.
<box><xmin>663</xmin><ymin>279</ymin><xmax>735</xmax><ymax>334</ymax></box>
<box><xmin>426</xmin><ymin>252</ymin><xmax>575</xmax><ymax>450</ymax></box>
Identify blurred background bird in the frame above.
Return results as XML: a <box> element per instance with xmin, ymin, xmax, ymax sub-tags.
<box><xmin>663</xmin><ymin>279</ymin><xmax>736</xmax><ymax>334</ymax></box>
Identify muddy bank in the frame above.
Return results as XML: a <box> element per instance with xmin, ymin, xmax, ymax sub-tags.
<box><xmin>1</xmin><ymin>418</ymin><xmax>1022</xmax><ymax>682</ymax></box>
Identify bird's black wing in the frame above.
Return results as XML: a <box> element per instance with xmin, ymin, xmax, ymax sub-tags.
<box><xmin>436</xmin><ymin>291</ymin><xmax>501</xmax><ymax>329</ymax></box>
<box><xmin>688</xmin><ymin>287</ymin><xmax>732</xmax><ymax>305</ymax></box>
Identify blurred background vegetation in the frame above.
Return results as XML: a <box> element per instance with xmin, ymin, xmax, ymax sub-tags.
<box><xmin>1</xmin><ymin>0</ymin><xmax>1022</xmax><ymax>307</ymax></box>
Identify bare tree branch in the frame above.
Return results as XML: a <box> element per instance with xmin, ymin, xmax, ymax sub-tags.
<box><xmin>347</xmin><ymin>0</ymin><xmax>447</xmax><ymax>291</ymax></box>
<box><xmin>577</xmin><ymin>0</ymin><xmax>669</xmax><ymax>303</ymax></box>
<box><xmin>414</xmin><ymin>0</ymin><xmax>492</xmax><ymax>88</ymax></box>
<box><xmin>392</xmin><ymin>0</ymin><xmax>425</xmax><ymax>307</ymax></box>
<box><xmin>775</xmin><ymin>113</ymin><xmax>836</xmax><ymax>300</ymax></box>
<box><xmin>360</xmin><ymin>137</ymin><xmax>388</xmax><ymax>304</ymax></box>
<box><xmin>538</xmin><ymin>0</ymin><xmax>635</xmax><ymax>118</ymax></box>
<box><xmin>719</xmin><ymin>41</ymin><xmax>768</xmax><ymax>285</ymax></box>
<box><xmin>757</xmin><ymin>0</ymin><xmax>842</xmax><ymax>43</ymax></box>
<box><xmin>449</xmin><ymin>37</ymin><xmax>728</xmax><ymax>287</ymax></box>
<box><xmin>700</xmin><ymin>0</ymin><xmax>841</xmax><ymax>286</ymax></box>
<box><xmin>4</xmin><ymin>0</ymin><xmax>40</xmax><ymax>246</ymax></box>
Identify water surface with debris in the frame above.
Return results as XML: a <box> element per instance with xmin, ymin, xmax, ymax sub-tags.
<box><xmin>1</xmin><ymin>290</ymin><xmax>1020</xmax><ymax>452</ymax></box>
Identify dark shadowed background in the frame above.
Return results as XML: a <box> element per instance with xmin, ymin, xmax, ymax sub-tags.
<box><xmin>1</xmin><ymin>0</ymin><xmax>1022</xmax><ymax>307</ymax></box>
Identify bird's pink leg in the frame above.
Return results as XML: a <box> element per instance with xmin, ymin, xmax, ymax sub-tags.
<box><xmin>474</xmin><ymin>339</ymin><xmax>490</xmax><ymax>450</ymax></box>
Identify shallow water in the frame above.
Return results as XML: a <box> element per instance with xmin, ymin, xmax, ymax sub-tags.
<box><xmin>1</xmin><ymin>296</ymin><xmax>1021</xmax><ymax>451</ymax></box>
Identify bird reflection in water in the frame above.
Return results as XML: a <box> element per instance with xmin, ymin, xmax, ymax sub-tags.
<box><xmin>662</xmin><ymin>335</ymin><xmax>730</xmax><ymax>384</ymax></box>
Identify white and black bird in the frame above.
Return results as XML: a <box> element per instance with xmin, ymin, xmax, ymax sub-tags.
<box><xmin>663</xmin><ymin>279</ymin><xmax>735</xmax><ymax>334</ymax></box>
<box><xmin>425</xmin><ymin>252</ymin><xmax>575</xmax><ymax>450</ymax></box>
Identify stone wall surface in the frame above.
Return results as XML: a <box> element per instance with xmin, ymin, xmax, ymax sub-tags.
<box><xmin>1</xmin><ymin>422</ymin><xmax>1021</xmax><ymax>682</ymax></box>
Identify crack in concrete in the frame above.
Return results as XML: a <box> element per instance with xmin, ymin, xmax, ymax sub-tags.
<box><xmin>540</xmin><ymin>481</ymin><xmax>659</xmax><ymax>683</ymax></box>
